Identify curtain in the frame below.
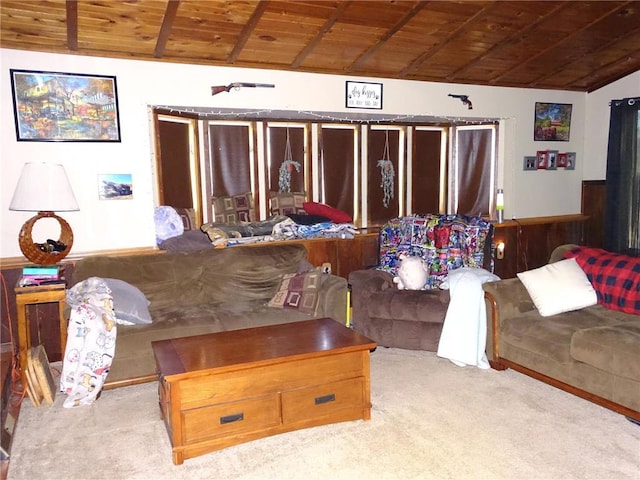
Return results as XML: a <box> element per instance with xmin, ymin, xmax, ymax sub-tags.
<box><xmin>604</xmin><ymin>97</ymin><xmax>640</xmax><ymax>256</ymax></box>
<box><xmin>456</xmin><ymin>128</ymin><xmax>492</xmax><ymax>217</ymax></box>
<box><xmin>208</xmin><ymin>124</ymin><xmax>252</xmax><ymax>196</ymax></box>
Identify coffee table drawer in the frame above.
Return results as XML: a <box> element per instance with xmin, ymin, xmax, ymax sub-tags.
<box><xmin>181</xmin><ymin>394</ymin><xmax>281</xmax><ymax>445</ymax></box>
<box><xmin>281</xmin><ymin>377</ymin><xmax>365</xmax><ymax>424</ymax></box>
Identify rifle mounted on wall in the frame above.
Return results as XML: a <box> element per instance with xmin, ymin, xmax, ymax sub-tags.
<box><xmin>211</xmin><ymin>82</ymin><xmax>276</xmax><ymax>96</ymax></box>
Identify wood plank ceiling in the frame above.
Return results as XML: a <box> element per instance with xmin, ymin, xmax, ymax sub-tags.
<box><xmin>1</xmin><ymin>0</ymin><xmax>639</xmax><ymax>92</ymax></box>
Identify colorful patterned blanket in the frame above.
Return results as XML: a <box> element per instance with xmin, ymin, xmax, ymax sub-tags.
<box><xmin>377</xmin><ymin>215</ymin><xmax>493</xmax><ymax>289</ymax></box>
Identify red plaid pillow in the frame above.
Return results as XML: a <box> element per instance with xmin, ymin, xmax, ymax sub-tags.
<box><xmin>564</xmin><ymin>246</ymin><xmax>640</xmax><ymax>315</ymax></box>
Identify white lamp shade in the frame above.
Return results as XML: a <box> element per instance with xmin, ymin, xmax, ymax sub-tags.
<box><xmin>9</xmin><ymin>162</ymin><xmax>79</xmax><ymax>212</ymax></box>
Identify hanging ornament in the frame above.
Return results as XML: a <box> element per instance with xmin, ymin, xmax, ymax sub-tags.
<box><xmin>377</xmin><ymin>130</ymin><xmax>395</xmax><ymax>208</ymax></box>
<box><xmin>278</xmin><ymin>128</ymin><xmax>301</xmax><ymax>192</ymax></box>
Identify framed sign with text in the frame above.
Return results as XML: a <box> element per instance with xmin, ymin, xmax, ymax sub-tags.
<box><xmin>345</xmin><ymin>81</ymin><xmax>383</xmax><ymax>110</ymax></box>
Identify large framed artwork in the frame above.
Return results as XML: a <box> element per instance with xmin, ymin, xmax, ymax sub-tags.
<box><xmin>534</xmin><ymin>102</ymin><xmax>572</xmax><ymax>141</ymax></box>
<box><xmin>10</xmin><ymin>69</ymin><xmax>121</xmax><ymax>142</ymax></box>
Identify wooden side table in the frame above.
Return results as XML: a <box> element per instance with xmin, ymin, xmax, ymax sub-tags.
<box><xmin>14</xmin><ymin>281</ymin><xmax>67</xmax><ymax>385</ymax></box>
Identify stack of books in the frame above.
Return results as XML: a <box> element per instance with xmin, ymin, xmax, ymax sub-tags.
<box><xmin>18</xmin><ymin>266</ymin><xmax>64</xmax><ymax>287</ymax></box>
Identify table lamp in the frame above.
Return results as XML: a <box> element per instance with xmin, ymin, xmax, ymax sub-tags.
<box><xmin>9</xmin><ymin>162</ymin><xmax>79</xmax><ymax>265</ymax></box>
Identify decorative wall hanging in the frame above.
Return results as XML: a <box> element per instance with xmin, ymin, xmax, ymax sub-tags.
<box><xmin>10</xmin><ymin>69</ymin><xmax>121</xmax><ymax>142</ymax></box>
<box><xmin>448</xmin><ymin>94</ymin><xmax>473</xmax><ymax>110</ymax></box>
<box><xmin>346</xmin><ymin>81</ymin><xmax>383</xmax><ymax>110</ymax></box>
<box><xmin>278</xmin><ymin>129</ymin><xmax>301</xmax><ymax>193</ymax></box>
<box><xmin>534</xmin><ymin>102</ymin><xmax>572</xmax><ymax>141</ymax></box>
<box><xmin>98</xmin><ymin>174</ymin><xmax>133</xmax><ymax>200</ymax></box>
<box><xmin>377</xmin><ymin>130</ymin><xmax>395</xmax><ymax>208</ymax></box>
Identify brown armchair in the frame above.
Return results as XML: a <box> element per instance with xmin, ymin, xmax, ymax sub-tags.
<box><xmin>348</xmin><ymin>215</ymin><xmax>493</xmax><ymax>350</ymax></box>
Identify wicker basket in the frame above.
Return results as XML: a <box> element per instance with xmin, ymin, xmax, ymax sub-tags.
<box><xmin>18</xmin><ymin>212</ymin><xmax>74</xmax><ymax>266</ymax></box>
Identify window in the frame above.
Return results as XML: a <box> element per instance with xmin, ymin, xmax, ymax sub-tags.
<box><xmin>153</xmin><ymin>109</ymin><xmax>498</xmax><ymax>227</ymax></box>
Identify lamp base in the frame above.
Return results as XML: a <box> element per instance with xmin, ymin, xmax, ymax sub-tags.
<box><xmin>18</xmin><ymin>211</ymin><xmax>74</xmax><ymax>265</ymax></box>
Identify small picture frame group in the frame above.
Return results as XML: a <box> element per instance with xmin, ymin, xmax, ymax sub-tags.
<box><xmin>526</xmin><ymin>150</ymin><xmax>576</xmax><ymax>171</ymax></box>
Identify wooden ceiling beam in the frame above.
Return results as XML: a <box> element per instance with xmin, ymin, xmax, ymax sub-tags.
<box><xmin>66</xmin><ymin>0</ymin><xmax>78</xmax><ymax>51</ymax></box>
<box><xmin>348</xmin><ymin>1</ymin><xmax>428</xmax><ymax>73</ymax></box>
<box><xmin>228</xmin><ymin>1</ymin><xmax>269</xmax><ymax>64</ymax></box>
<box><xmin>400</xmin><ymin>3</ymin><xmax>495</xmax><ymax>77</ymax></box>
<box><xmin>493</xmin><ymin>2</ymin><xmax>625</xmax><ymax>86</ymax></box>
<box><xmin>534</xmin><ymin>23</ymin><xmax>640</xmax><ymax>90</ymax></box>
<box><xmin>292</xmin><ymin>1</ymin><xmax>351</xmax><ymax>69</ymax></box>
<box><xmin>154</xmin><ymin>0</ymin><xmax>180</xmax><ymax>58</ymax></box>
<box><xmin>449</xmin><ymin>3</ymin><xmax>565</xmax><ymax>81</ymax></box>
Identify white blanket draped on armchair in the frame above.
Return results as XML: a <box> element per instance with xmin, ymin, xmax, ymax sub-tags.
<box><xmin>437</xmin><ymin>267</ymin><xmax>500</xmax><ymax>369</ymax></box>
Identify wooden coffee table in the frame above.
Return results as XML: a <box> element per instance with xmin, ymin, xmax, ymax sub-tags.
<box><xmin>152</xmin><ymin>317</ymin><xmax>377</xmax><ymax>465</ymax></box>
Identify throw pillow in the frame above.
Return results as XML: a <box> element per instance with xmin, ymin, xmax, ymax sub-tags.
<box><xmin>102</xmin><ymin>278</ymin><xmax>152</xmax><ymax>325</ymax></box>
<box><xmin>173</xmin><ymin>207</ymin><xmax>197</xmax><ymax>231</ymax></box>
<box><xmin>302</xmin><ymin>201</ymin><xmax>352</xmax><ymax>224</ymax></box>
<box><xmin>517</xmin><ymin>258</ymin><xmax>597</xmax><ymax>317</ymax></box>
<box><xmin>212</xmin><ymin>192</ymin><xmax>254</xmax><ymax>224</ymax></box>
<box><xmin>270</xmin><ymin>191</ymin><xmax>307</xmax><ymax>216</ymax></box>
<box><xmin>268</xmin><ymin>269</ymin><xmax>325</xmax><ymax>315</ymax></box>
<box><xmin>564</xmin><ymin>246</ymin><xmax>640</xmax><ymax>315</ymax></box>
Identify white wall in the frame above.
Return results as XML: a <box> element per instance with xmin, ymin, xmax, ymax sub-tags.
<box><xmin>1</xmin><ymin>48</ymin><xmax>637</xmax><ymax>259</ymax></box>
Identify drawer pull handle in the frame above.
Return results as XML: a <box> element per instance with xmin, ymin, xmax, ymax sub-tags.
<box><xmin>220</xmin><ymin>413</ymin><xmax>244</xmax><ymax>424</ymax></box>
<box><xmin>315</xmin><ymin>393</ymin><xmax>335</xmax><ymax>405</ymax></box>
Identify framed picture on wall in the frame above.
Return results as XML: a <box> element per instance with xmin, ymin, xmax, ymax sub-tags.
<box><xmin>98</xmin><ymin>174</ymin><xmax>133</xmax><ymax>200</ymax></box>
<box><xmin>565</xmin><ymin>152</ymin><xmax>576</xmax><ymax>170</ymax></box>
<box><xmin>536</xmin><ymin>150</ymin><xmax>549</xmax><ymax>169</ymax></box>
<box><xmin>523</xmin><ymin>156</ymin><xmax>537</xmax><ymax>171</ymax></box>
<box><xmin>345</xmin><ymin>81</ymin><xmax>383</xmax><ymax>109</ymax></box>
<box><xmin>557</xmin><ymin>152</ymin><xmax>568</xmax><ymax>168</ymax></box>
<box><xmin>10</xmin><ymin>69</ymin><xmax>121</xmax><ymax>142</ymax></box>
<box><xmin>547</xmin><ymin>150</ymin><xmax>559</xmax><ymax>170</ymax></box>
<box><xmin>534</xmin><ymin>102</ymin><xmax>572</xmax><ymax>141</ymax></box>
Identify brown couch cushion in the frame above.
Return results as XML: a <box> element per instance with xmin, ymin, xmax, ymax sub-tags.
<box><xmin>500</xmin><ymin>309</ymin><xmax>627</xmax><ymax>365</ymax></box>
<box><xmin>571</xmin><ymin>320</ymin><xmax>640</xmax><ymax>382</ymax></box>
<box><xmin>363</xmin><ymin>288</ymin><xmax>450</xmax><ymax>323</ymax></box>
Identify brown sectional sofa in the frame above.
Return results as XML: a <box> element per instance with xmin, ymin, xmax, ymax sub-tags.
<box><xmin>70</xmin><ymin>243</ymin><xmax>348</xmax><ymax>388</ymax></box>
<box><xmin>483</xmin><ymin>245</ymin><xmax>640</xmax><ymax>421</ymax></box>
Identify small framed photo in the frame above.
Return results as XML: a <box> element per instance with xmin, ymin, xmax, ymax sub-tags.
<box><xmin>557</xmin><ymin>152</ymin><xmax>568</xmax><ymax>168</ymax></box>
<box><xmin>523</xmin><ymin>156</ymin><xmax>537</xmax><ymax>171</ymax></box>
<box><xmin>345</xmin><ymin>81</ymin><xmax>383</xmax><ymax>110</ymax></box>
<box><xmin>536</xmin><ymin>150</ymin><xmax>549</xmax><ymax>170</ymax></box>
<box><xmin>547</xmin><ymin>150</ymin><xmax>559</xmax><ymax>170</ymax></box>
<box><xmin>98</xmin><ymin>174</ymin><xmax>133</xmax><ymax>200</ymax></box>
<box><xmin>565</xmin><ymin>152</ymin><xmax>576</xmax><ymax>170</ymax></box>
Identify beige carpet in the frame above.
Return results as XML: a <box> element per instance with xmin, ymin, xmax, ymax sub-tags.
<box><xmin>8</xmin><ymin>348</ymin><xmax>640</xmax><ymax>480</ymax></box>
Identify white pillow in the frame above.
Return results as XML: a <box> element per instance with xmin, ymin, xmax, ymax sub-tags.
<box><xmin>517</xmin><ymin>258</ymin><xmax>597</xmax><ymax>317</ymax></box>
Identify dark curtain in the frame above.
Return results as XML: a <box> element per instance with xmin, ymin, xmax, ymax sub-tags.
<box><xmin>367</xmin><ymin>129</ymin><xmax>399</xmax><ymax>224</ymax></box>
<box><xmin>413</xmin><ymin>129</ymin><xmax>444</xmax><ymax>215</ymax></box>
<box><xmin>456</xmin><ymin>129</ymin><xmax>492</xmax><ymax>216</ymax></box>
<box><xmin>320</xmin><ymin>127</ymin><xmax>355</xmax><ymax>217</ymax></box>
<box><xmin>604</xmin><ymin>97</ymin><xmax>640</xmax><ymax>256</ymax></box>
<box><xmin>268</xmin><ymin>127</ymin><xmax>305</xmax><ymax>193</ymax></box>
<box><xmin>208</xmin><ymin>124</ymin><xmax>251</xmax><ymax>196</ymax></box>
<box><xmin>157</xmin><ymin>121</ymin><xmax>192</xmax><ymax>208</ymax></box>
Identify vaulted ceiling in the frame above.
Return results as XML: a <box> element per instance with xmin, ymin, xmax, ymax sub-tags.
<box><xmin>1</xmin><ymin>1</ymin><xmax>639</xmax><ymax>93</ymax></box>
